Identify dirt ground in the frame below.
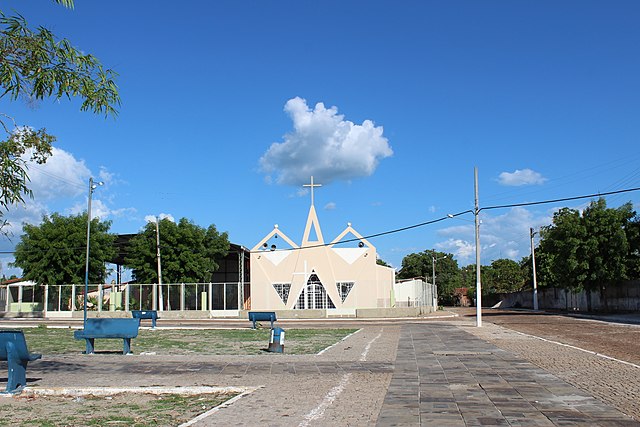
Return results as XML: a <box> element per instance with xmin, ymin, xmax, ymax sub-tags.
<box><xmin>0</xmin><ymin>390</ymin><xmax>237</xmax><ymax>427</ymax></box>
<box><xmin>446</xmin><ymin>307</ymin><xmax>640</xmax><ymax>365</ymax></box>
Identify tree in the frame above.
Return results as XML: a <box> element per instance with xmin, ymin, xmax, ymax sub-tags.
<box><xmin>626</xmin><ymin>214</ymin><xmax>640</xmax><ymax>279</ymax></box>
<box><xmin>12</xmin><ymin>212</ymin><xmax>115</xmax><ymax>286</ymax></box>
<box><xmin>538</xmin><ymin>207</ymin><xmax>587</xmax><ymax>291</ymax></box>
<box><xmin>124</xmin><ymin>218</ymin><xmax>230</xmax><ymax>284</ymax></box>
<box><xmin>376</xmin><ymin>257</ymin><xmax>391</xmax><ymax>267</ymax></box>
<box><xmin>397</xmin><ymin>249</ymin><xmax>461</xmax><ymax>304</ymax></box>
<box><xmin>0</xmin><ymin>0</ymin><xmax>119</xmax><ymax>232</ymax></box>
<box><xmin>397</xmin><ymin>251</ymin><xmax>431</xmax><ymax>280</ymax></box>
<box><xmin>484</xmin><ymin>258</ymin><xmax>525</xmax><ymax>294</ymax></box>
<box><xmin>581</xmin><ymin>199</ymin><xmax>633</xmax><ymax>290</ymax></box>
<box><xmin>537</xmin><ymin>199</ymin><xmax>637</xmax><ymax>309</ymax></box>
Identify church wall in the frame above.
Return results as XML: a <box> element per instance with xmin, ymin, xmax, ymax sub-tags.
<box><xmin>250</xmin><ymin>245</ymin><xmax>395</xmax><ymax>310</ymax></box>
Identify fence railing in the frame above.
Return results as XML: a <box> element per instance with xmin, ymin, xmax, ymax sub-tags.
<box><xmin>2</xmin><ymin>282</ymin><xmax>243</xmax><ymax>313</ymax></box>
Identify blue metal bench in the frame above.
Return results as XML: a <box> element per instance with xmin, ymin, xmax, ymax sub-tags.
<box><xmin>74</xmin><ymin>318</ymin><xmax>141</xmax><ymax>355</ymax></box>
<box><xmin>0</xmin><ymin>330</ymin><xmax>42</xmax><ymax>393</ymax></box>
<box><xmin>248</xmin><ymin>311</ymin><xmax>277</xmax><ymax>329</ymax></box>
<box><xmin>131</xmin><ymin>310</ymin><xmax>158</xmax><ymax>329</ymax></box>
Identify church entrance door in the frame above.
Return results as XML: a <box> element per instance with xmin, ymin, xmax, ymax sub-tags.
<box><xmin>294</xmin><ymin>273</ymin><xmax>336</xmax><ymax>309</ymax></box>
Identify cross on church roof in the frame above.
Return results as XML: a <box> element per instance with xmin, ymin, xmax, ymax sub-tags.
<box><xmin>303</xmin><ymin>176</ymin><xmax>322</xmax><ymax>206</ymax></box>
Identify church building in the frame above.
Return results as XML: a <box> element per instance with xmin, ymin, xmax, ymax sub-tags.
<box><xmin>249</xmin><ymin>178</ymin><xmax>395</xmax><ymax>315</ymax></box>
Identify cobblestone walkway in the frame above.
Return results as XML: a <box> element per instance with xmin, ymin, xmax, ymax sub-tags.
<box><xmin>377</xmin><ymin>323</ymin><xmax>640</xmax><ymax>426</ymax></box>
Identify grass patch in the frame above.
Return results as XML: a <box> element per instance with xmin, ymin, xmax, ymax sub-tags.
<box><xmin>0</xmin><ymin>392</ymin><xmax>236</xmax><ymax>427</ymax></box>
<box><xmin>13</xmin><ymin>326</ymin><xmax>356</xmax><ymax>355</ymax></box>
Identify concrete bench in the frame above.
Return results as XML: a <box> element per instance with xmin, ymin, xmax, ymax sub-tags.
<box><xmin>74</xmin><ymin>318</ymin><xmax>141</xmax><ymax>355</ymax></box>
<box><xmin>0</xmin><ymin>330</ymin><xmax>42</xmax><ymax>393</ymax></box>
<box><xmin>248</xmin><ymin>311</ymin><xmax>277</xmax><ymax>329</ymax></box>
<box><xmin>131</xmin><ymin>310</ymin><xmax>158</xmax><ymax>329</ymax></box>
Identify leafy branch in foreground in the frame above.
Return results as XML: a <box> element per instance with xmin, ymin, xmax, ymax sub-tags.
<box><xmin>0</xmin><ymin>1</ymin><xmax>120</xmax><ymax>233</ymax></box>
<box><xmin>0</xmin><ymin>12</ymin><xmax>119</xmax><ymax>116</ymax></box>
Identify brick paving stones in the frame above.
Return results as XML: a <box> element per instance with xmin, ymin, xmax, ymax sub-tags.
<box><xmin>377</xmin><ymin>323</ymin><xmax>640</xmax><ymax>427</ymax></box>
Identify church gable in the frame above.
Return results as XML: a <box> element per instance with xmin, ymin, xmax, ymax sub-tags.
<box><xmin>252</xmin><ymin>225</ymin><xmax>298</xmax><ymax>254</ymax></box>
<box><xmin>301</xmin><ymin>205</ymin><xmax>324</xmax><ymax>246</ymax></box>
<box><xmin>332</xmin><ymin>248</ymin><xmax>368</xmax><ymax>264</ymax></box>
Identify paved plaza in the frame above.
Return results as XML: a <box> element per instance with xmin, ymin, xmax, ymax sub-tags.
<box><xmin>2</xmin><ymin>313</ymin><xmax>639</xmax><ymax>426</ymax></box>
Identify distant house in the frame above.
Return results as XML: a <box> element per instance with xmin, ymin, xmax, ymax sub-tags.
<box><xmin>454</xmin><ymin>287</ymin><xmax>472</xmax><ymax>307</ymax></box>
<box><xmin>0</xmin><ymin>278</ymin><xmax>42</xmax><ymax>313</ymax></box>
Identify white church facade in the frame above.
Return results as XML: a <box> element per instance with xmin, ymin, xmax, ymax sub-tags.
<box><xmin>249</xmin><ymin>178</ymin><xmax>395</xmax><ymax>316</ymax></box>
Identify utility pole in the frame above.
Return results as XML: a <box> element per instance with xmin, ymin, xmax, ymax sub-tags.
<box><xmin>155</xmin><ymin>217</ymin><xmax>163</xmax><ymax>311</ymax></box>
<box><xmin>474</xmin><ymin>167</ymin><xmax>482</xmax><ymax>327</ymax></box>
<box><xmin>530</xmin><ymin>227</ymin><xmax>539</xmax><ymax>310</ymax></box>
<box><xmin>84</xmin><ymin>177</ymin><xmax>103</xmax><ymax>326</ymax></box>
<box><xmin>432</xmin><ymin>254</ymin><xmax>446</xmax><ymax>309</ymax></box>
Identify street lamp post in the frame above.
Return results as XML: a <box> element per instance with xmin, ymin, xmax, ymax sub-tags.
<box><xmin>530</xmin><ymin>227</ymin><xmax>539</xmax><ymax>310</ymax></box>
<box><xmin>155</xmin><ymin>217</ymin><xmax>162</xmax><ymax>311</ymax></box>
<box><xmin>84</xmin><ymin>177</ymin><xmax>103</xmax><ymax>326</ymax></box>
<box><xmin>431</xmin><ymin>254</ymin><xmax>447</xmax><ymax>309</ymax></box>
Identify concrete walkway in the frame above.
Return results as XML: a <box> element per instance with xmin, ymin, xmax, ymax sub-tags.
<box><xmin>6</xmin><ymin>318</ymin><xmax>640</xmax><ymax>426</ymax></box>
<box><xmin>377</xmin><ymin>323</ymin><xmax>639</xmax><ymax>426</ymax></box>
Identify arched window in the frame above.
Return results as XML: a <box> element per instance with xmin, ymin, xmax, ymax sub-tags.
<box><xmin>294</xmin><ymin>273</ymin><xmax>336</xmax><ymax>309</ymax></box>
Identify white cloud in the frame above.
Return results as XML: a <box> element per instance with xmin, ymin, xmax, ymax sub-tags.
<box><xmin>260</xmin><ymin>97</ymin><xmax>393</xmax><ymax>185</ymax></box>
<box><xmin>4</xmin><ymin>147</ymin><xmax>134</xmax><ymax>236</ymax></box>
<box><xmin>324</xmin><ymin>202</ymin><xmax>336</xmax><ymax>210</ymax></box>
<box><xmin>98</xmin><ymin>167</ymin><xmax>115</xmax><ymax>185</ymax></box>
<box><xmin>436</xmin><ymin>207</ymin><xmax>552</xmax><ymax>265</ymax></box>
<box><xmin>498</xmin><ymin>169</ymin><xmax>547</xmax><ymax>186</ymax></box>
<box><xmin>24</xmin><ymin>147</ymin><xmax>91</xmax><ymax>200</ymax></box>
<box><xmin>436</xmin><ymin>238</ymin><xmax>475</xmax><ymax>261</ymax></box>
<box><xmin>144</xmin><ymin>213</ymin><xmax>175</xmax><ymax>224</ymax></box>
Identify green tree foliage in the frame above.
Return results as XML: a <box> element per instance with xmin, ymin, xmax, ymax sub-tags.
<box><xmin>397</xmin><ymin>249</ymin><xmax>461</xmax><ymax>304</ymax></box>
<box><xmin>581</xmin><ymin>199</ymin><xmax>634</xmax><ymax>289</ymax></box>
<box><xmin>376</xmin><ymin>257</ymin><xmax>391</xmax><ymax>267</ymax></box>
<box><xmin>538</xmin><ymin>207</ymin><xmax>586</xmax><ymax>290</ymax></box>
<box><xmin>483</xmin><ymin>258</ymin><xmax>525</xmax><ymax>294</ymax></box>
<box><xmin>0</xmin><ymin>0</ymin><xmax>119</xmax><ymax>231</ymax></box>
<box><xmin>538</xmin><ymin>199</ymin><xmax>637</xmax><ymax>295</ymax></box>
<box><xmin>11</xmin><ymin>212</ymin><xmax>115</xmax><ymax>285</ymax></box>
<box><xmin>626</xmin><ymin>215</ymin><xmax>640</xmax><ymax>279</ymax></box>
<box><xmin>125</xmin><ymin>218</ymin><xmax>230</xmax><ymax>283</ymax></box>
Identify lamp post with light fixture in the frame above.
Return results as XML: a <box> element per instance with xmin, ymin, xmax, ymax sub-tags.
<box><xmin>84</xmin><ymin>177</ymin><xmax>103</xmax><ymax>326</ymax></box>
<box><xmin>431</xmin><ymin>254</ymin><xmax>447</xmax><ymax>309</ymax></box>
<box><xmin>530</xmin><ymin>227</ymin><xmax>539</xmax><ymax>310</ymax></box>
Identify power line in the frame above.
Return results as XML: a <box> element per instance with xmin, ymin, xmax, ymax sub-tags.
<box><xmin>2</xmin><ymin>186</ymin><xmax>640</xmax><ymax>257</ymax></box>
<box><xmin>253</xmin><ymin>186</ymin><xmax>640</xmax><ymax>253</ymax></box>
<box><xmin>480</xmin><ymin>187</ymin><xmax>640</xmax><ymax>212</ymax></box>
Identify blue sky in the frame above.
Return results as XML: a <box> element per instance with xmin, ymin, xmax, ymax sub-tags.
<box><xmin>1</xmin><ymin>1</ymin><xmax>640</xmax><ymax>278</ymax></box>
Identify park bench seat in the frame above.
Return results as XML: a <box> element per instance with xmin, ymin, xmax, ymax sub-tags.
<box><xmin>0</xmin><ymin>330</ymin><xmax>42</xmax><ymax>393</ymax></box>
<box><xmin>74</xmin><ymin>318</ymin><xmax>141</xmax><ymax>355</ymax></box>
<box><xmin>131</xmin><ymin>310</ymin><xmax>158</xmax><ymax>328</ymax></box>
<box><xmin>248</xmin><ymin>311</ymin><xmax>277</xmax><ymax>329</ymax></box>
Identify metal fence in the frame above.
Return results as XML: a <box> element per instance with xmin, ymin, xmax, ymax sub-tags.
<box><xmin>1</xmin><ymin>282</ymin><xmax>244</xmax><ymax>314</ymax></box>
